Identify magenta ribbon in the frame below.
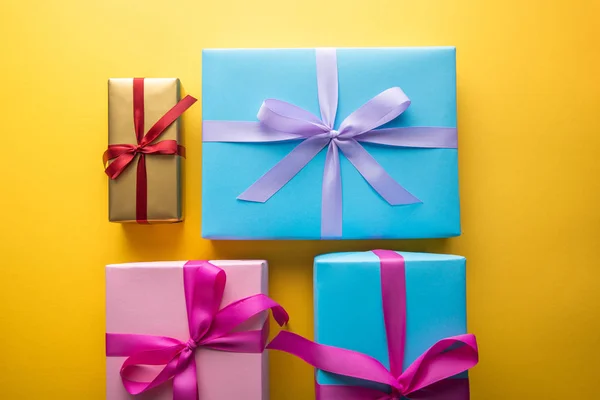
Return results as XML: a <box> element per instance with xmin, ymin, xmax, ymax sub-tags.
<box><xmin>106</xmin><ymin>260</ymin><xmax>289</xmax><ymax>400</ymax></box>
<box><xmin>267</xmin><ymin>250</ymin><xmax>478</xmax><ymax>399</ymax></box>
<box><xmin>202</xmin><ymin>48</ymin><xmax>458</xmax><ymax>238</ymax></box>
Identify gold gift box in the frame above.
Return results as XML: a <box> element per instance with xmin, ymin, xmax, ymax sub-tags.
<box><xmin>107</xmin><ymin>78</ymin><xmax>183</xmax><ymax>223</ymax></box>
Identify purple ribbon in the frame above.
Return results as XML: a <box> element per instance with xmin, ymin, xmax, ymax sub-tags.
<box><xmin>203</xmin><ymin>48</ymin><xmax>458</xmax><ymax>238</ymax></box>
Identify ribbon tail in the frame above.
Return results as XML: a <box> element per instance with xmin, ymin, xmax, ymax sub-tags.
<box><xmin>173</xmin><ymin>351</ymin><xmax>199</xmax><ymax>400</ymax></box>
<box><xmin>104</xmin><ymin>152</ymin><xmax>136</xmax><ymax>179</ymax></box>
<box><xmin>321</xmin><ymin>142</ymin><xmax>342</xmax><ymax>238</ymax></box>
<box><xmin>119</xmin><ymin>344</ymin><xmax>185</xmax><ymax>395</ymax></box>
<box><xmin>205</xmin><ymin>294</ymin><xmax>289</xmax><ymax>340</ymax></box>
<box><xmin>267</xmin><ymin>331</ymin><xmax>399</xmax><ymax>389</ymax></box>
<box><xmin>238</xmin><ymin>136</ymin><xmax>329</xmax><ymax>203</ymax></box>
<box><xmin>141</xmin><ymin>95</ymin><xmax>197</xmax><ymax>145</ymax></box>
<box><xmin>336</xmin><ymin>139</ymin><xmax>421</xmax><ymax>205</ymax></box>
<box><xmin>399</xmin><ymin>334</ymin><xmax>478</xmax><ymax>395</ymax></box>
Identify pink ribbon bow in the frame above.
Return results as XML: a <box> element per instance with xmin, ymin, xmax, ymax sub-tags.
<box><xmin>268</xmin><ymin>250</ymin><xmax>478</xmax><ymax>399</ymax></box>
<box><xmin>106</xmin><ymin>260</ymin><xmax>289</xmax><ymax>400</ymax></box>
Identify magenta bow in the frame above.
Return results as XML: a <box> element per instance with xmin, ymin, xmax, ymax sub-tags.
<box><xmin>203</xmin><ymin>49</ymin><xmax>457</xmax><ymax>238</ymax></box>
<box><xmin>267</xmin><ymin>250</ymin><xmax>478</xmax><ymax>399</ymax></box>
<box><xmin>106</xmin><ymin>260</ymin><xmax>289</xmax><ymax>400</ymax></box>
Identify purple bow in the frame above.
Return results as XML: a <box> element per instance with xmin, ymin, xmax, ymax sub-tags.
<box><xmin>203</xmin><ymin>48</ymin><xmax>457</xmax><ymax>238</ymax></box>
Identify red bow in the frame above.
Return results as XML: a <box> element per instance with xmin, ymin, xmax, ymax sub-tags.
<box><xmin>103</xmin><ymin>78</ymin><xmax>196</xmax><ymax>223</ymax></box>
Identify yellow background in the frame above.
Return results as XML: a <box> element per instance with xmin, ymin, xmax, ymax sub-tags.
<box><xmin>1</xmin><ymin>0</ymin><xmax>599</xmax><ymax>398</ymax></box>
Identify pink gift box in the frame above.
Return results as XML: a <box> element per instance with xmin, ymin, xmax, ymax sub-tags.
<box><xmin>105</xmin><ymin>260</ymin><xmax>269</xmax><ymax>400</ymax></box>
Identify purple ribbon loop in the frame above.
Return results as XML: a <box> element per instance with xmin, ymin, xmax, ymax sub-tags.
<box><xmin>203</xmin><ymin>48</ymin><xmax>458</xmax><ymax>238</ymax></box>
<box><xmin>106</xmin><ymin>260</ymin><xmax>289</xmax><ymax>400</ymax></box>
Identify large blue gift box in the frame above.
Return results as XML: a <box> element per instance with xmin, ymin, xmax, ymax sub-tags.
<box><xmin>202</xmin><ymin>47</ymin><xmax>460</xmax><ymax>240</ymax></box>
<box><xmin>314</xmin><ymin>251</ymin><xmax>467</xmax><ymax>390</ymax></box>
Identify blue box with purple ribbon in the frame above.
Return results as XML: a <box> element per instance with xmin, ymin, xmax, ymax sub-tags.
<box><xmin>202</xmin><ymin>47</ymin><xmax>460</xmax><ymax>240</ymax></box>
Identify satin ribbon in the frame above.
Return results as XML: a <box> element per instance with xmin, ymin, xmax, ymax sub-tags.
<box><xmin>104</xmin><ymin>78</ymin><xmax>197</xmax><ymax>223</ymax></box>
<box><xmin>203</xmin><ymin>49</ymin><xmax>457</xmax><ymax>238</ymax></box>
<box><xmin>106</xmin><ymin>260</ymin><xmax>289</xmax><ymax>400</ymax></box>
<box><xmin>268</xmin><ymin>250</ymin><xmax>478</xmax><ymax>399</ymax></box>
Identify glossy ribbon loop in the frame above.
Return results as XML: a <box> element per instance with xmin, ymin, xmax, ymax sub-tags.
<box><xmin>106</xmin><ymin>260</ymin><xmax>289</xmax><ymax>400</ymax></box>
<box><xmin>103</xmin><ymin>78</ymin><xmax>196</xmax><ymax>223</ymax></box>
<box><xmin>202</xmin><ymin>49</ymin><xmax>458</xmax><ymax>238</ymax></box>
<box><xmin>267</xmin><ymin>250</ymin><xmax>478</xmax><ymax>399</ymax></box>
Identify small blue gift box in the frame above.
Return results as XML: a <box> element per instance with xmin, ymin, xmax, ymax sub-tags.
<box><xmin>314</xmin><ymin>251</ymin><xmax>467</xmax><ymax>391</ymax></box>
<box><xmin>202</xmin><ymin>47</ymin><xmax>460</xmax><ymax>240</ymax></box>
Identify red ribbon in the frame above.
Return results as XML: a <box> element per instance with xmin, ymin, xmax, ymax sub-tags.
<box><xmin>104</xmin><ymin>78</ymin><xmax>197</xmax><ymax>223</ymax></box>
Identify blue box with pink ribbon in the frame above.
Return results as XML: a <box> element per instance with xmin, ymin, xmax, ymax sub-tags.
<box><xmin>202</xmin><ymin>47</ymin><xmax>460</xmax><ymax>240</ymax></box>
<box><xmin>268</xmin><ymin>250</ymin><xmax>478</xmax><ymax>399</ymax></box>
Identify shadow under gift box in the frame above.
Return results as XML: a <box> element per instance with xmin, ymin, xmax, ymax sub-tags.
<box><xmin>201</xmin><ymin>47</ymin><xmax>460</xmax><ymax>240</ymax></box>
<box><xmin>314</xmin><ymin>251</ymin><xmax>468</xmax><ymax>395</ymax></box>
<box><xmin>105</xmin><ymin>260</ymin><xmax>269</xmax><ymax>400</ymax></box>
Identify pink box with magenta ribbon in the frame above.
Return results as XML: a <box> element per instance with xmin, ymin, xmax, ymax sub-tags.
<box><xmin>105</xmin><ymin>260</ymin><xmax>287</xmax><ymax>400</ymax></box>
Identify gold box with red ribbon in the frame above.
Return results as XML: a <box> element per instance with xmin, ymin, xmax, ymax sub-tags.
<box><xmin>105</xmin><ymin>78</ymin><xmax>196</xmax><ymax>223</ymax></box>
